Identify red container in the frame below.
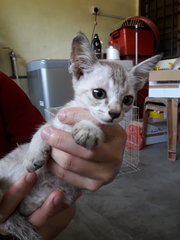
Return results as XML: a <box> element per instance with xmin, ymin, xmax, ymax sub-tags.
<box><xmin>110</xmin><ymin>27</ymin><xmax>154</xmax><ymax>56</ymax></box>
<box><xmin>125</xmin><ymin>123</ymin><xmax>144</xmax><ymax>150</ymax></box>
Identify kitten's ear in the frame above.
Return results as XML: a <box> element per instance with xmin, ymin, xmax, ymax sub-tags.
<box><xmin>130</xmin><ymin>54</ymin><xmax>162</xmax><ymax>91</ymax></box>
<box><xmin>69</xmin><ymin>32</ymin><xmax>98</xmax><ymax>79</ymax></box>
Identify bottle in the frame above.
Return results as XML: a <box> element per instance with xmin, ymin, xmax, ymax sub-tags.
<box><xmin>106</xmin><ymin>40</ymin><xmax>120</xmax><ymax>60</ymax></box>
<box><xmin>91</xmin><ymin>33</ymin><xmax>102</xmax><ymax>59</ymax></box>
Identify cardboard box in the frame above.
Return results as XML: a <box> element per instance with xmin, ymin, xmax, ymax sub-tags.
<box><xmin>149</xmin><ymin>70</ymin><xmax>180</xmax><ymax>81</ymax></box>
<box><xmin>149</xmin><ymin>82</ymin><xmax>180</xmax><ymax>98</ymax></box>
<box><xmin>148</xmin><ymin>70</ymin><xmax>180</xmax><ymax>98</ymax></box>
<box><xmin>145</xmin><ymin>121</ymin><xmax>167</xmax><ymax>145</ymax></box>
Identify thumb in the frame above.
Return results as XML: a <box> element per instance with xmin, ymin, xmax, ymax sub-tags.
<box><xmin>57</xmin><ymin>108</ymin><xmax>97</xmax><ymax>125</ymax></box>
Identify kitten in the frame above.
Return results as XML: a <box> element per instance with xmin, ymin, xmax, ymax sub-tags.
<box><xmin>0</xmin><ymin>32</ymin><xmax>161</xmax><ymax>240</ymax></box>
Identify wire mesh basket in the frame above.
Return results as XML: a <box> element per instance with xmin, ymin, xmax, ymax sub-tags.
<box><xmin>118</xmin><ymin>106</ymin><xmax>140</xmax><ymax>175</ymax></box>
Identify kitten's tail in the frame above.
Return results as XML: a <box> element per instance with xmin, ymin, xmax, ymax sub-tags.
<box><xmin>4</xmin><ymin>211</ymin><xmax>42</xmax><ymax>240</ymax></box>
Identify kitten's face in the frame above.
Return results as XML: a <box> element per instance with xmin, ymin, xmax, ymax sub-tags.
<box><xmin>74</xmin><ymin>61</ymin><xmax>136</xmax><ymax>124</ymax></box>
<box><xmin>69</xmin><ymin>32</ymin><xmax>162</xmax><ymax>124</ymax></box>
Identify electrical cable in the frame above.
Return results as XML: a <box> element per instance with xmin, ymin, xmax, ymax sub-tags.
<box><xmin>91</xmin><ymin>12</ymin><xmax>98</xmax><ymax>42</ymax></box>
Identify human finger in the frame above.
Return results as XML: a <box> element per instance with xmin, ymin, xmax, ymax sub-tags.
<box><xmin>57</xmin><ymin>107</ymin><xmax>98</xmax><ymax>125</ymax></box>
<box><xmin>36</xmin><ymin>203</ymin><xmax>76</xmax><ymax>240</ymax></box>
<box><xmin>41</xmin><ymin>126</ymin><xmax>95</xmax><ymax>160</ymax></box>
<box><xmin>48</xmin><ymin>160</ymin><xmax>104</xmax><ymax>191</ymax></box>
<box><xmin>51</xmin><ymin>148</ymin><xmax>117</xmax><ymax>181</ymax></box>
<box><xmin>29</xmin><ymin>191</ymin><xmax>64</xmax><ymax>227</ymax></box>
<box><xmin>57</xmin><ymin>107</ymin><xmax>126</xmax><ymax>141</ymax></box>
<box><xmin>0</xmin><ymin>173</ymin><xmax>37</xmax><ymax>224</ymax></box>
<box><xmin>41</xmin><ymin>125</ymin><xmax>125</xmax><ymax>164</ymax></box>
<box><xmin>58</xmin><ymin>107</ymin><xmax>127</xmax><ymax>149</ymax></box>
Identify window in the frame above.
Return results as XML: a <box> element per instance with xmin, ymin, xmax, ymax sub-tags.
<box><xmin>139</xmin><ymin>0</ymin><xmax>180</xmax><ymax>58</ymax></box>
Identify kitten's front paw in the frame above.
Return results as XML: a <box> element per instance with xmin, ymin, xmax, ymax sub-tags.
<box><xmin>25</xmin><ymin>150</ymin><xmax>49</xmax><ymax>173</ymax></box>
<box><xmin>72</xmin><ymin>120</ymin><xmax>104</xmax><ymax>149</ymax></box>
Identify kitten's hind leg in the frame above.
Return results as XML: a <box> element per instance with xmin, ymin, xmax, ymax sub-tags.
<box><xmin>24</xmin><ymin>125</ymin><xmax>50</xmax><ymax>172</ymax></box>
<box><xmin>4</xmin><ymin>211</ymin><xmax>42</xmax><ymax>240</ymax></box>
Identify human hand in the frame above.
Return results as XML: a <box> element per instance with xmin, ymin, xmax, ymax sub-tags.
<box><xmin>29</xmin><ymin>190</ymin><xmax>75</xmax><ymax>240</ymax></box>
<box><xmin>0</xmin><ymin>173</ymin><xmax>75</xmax><ymax>240</ymax></box>
<box><xmin>41</xmin><ymin>107</ymin><xmax>127</xmax><ymax>191</ymax></box>
<box><xmin>0</xmin><ymin>173</ymin><xmax>37</xmax><ymax>230</ymax></box>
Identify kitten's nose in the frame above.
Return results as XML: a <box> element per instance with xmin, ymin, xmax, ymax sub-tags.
<box><xmin>108</xmin><ymin>111</ymin><xmax>121</xmax><ymax>120</ymax></box>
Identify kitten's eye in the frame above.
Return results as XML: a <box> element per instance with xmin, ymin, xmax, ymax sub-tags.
<box><xmin>123</xmin><ymin>95</ymin><xmax>134</xmax><ymax>105</ymax></box>
<box><xmin>92</xmin><ymin>89</ymin><xmax>106</xmax><ymax>99</ymax></box>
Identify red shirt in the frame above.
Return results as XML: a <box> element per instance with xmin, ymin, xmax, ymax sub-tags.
<box><xmin>0</xmin><ymin>72</ymin><xmax>45</xmax><ymax>158</ymax></box>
